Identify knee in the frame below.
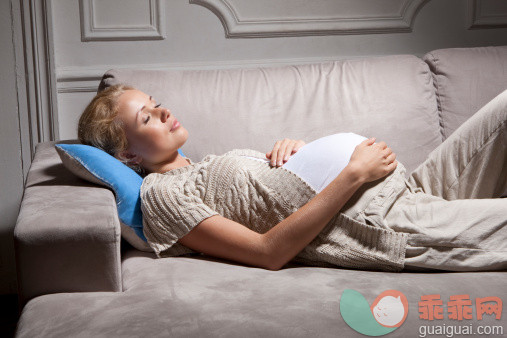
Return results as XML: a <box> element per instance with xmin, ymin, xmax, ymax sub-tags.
<box><xmin>488</xmin><ymin>89</ymin><xmax>507</xmax><ymax>121</ymax></box>
<box><xmin>497</xmin><ymin>89</ymin><xmax>507</xmax><ymax>106</ymax></box>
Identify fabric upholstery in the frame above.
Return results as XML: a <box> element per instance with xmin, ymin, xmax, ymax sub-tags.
<box><xmin>99</xmin><ymin>55</ymin><xmax>442</xmax><ymax>177</ymax></box>
<box><xmin>423</xmin><ymin>45</ymin><xmax>507</xmax><ymax>140</ymax></box>
<box><xmin>14</xmin><ymin>140</ymin><xmax>123</xmax><ymax>308</ymax></box>
<box><xmin>15</xmin><ymin>250</ymin><xmax>506</xmax><ymax>338</ymax></box>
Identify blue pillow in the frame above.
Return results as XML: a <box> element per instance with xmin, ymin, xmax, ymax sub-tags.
<box><xmin>55</xmin><ymin>143</ymin><xmax>186</xmax><ymax>244</ymax></box>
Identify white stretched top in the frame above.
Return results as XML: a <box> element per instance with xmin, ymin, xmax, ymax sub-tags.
<box><xmin>243</xmin><ymin>132</ymin><xmax>368</xmax><ymax>193</ymax></box>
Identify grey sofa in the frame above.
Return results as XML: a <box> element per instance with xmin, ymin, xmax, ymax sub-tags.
<box><xmin>14</xmin><ymin>46</ymin><xmax>507</xmax><ymax>337</ymax></box>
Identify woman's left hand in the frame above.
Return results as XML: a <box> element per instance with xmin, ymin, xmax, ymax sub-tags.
<box><xmin>266</xmin><ymin>138</ymin><xmax>306</xmax><ymax>167</ymax></box>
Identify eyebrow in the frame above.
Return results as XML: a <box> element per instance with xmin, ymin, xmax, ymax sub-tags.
<box><xmin>135</xmin><ymin>96</ymin><xmax>153</xmax><ymax>123</ymax></box>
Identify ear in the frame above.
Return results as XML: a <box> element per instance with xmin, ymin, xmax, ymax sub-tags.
<box><xmin>117</xmin><ymin>150</ymin><xmax>142</xmax><ymax>165</ymax></box>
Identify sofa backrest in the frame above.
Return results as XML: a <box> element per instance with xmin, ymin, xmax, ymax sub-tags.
<box><xmin>99</xmin><ymin>54</ymin><xmax>442</xmax><ymax>176</ymax></box>
<box><xmin>423</xmin><ymin>45</ymin><xmax>507</xmax><ymax>140</ymax></box>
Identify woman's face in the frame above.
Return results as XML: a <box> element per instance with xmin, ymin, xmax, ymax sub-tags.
<box><xmin>115</xmin><ymin>89</ymin><xmax>188</xmax><ymax>167</ymax></box>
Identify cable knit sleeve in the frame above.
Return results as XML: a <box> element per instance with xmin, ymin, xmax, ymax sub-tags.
<box><xmin>140</xmin><ymin>173</ymin><xmax>219</xmax><ymax>258</ymax></box>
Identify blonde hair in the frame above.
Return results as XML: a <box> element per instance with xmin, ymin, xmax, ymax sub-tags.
<box><xmin>78</xmin><ymin>84</ymin><xmax>146</xmax><ymax>176</ymax></box>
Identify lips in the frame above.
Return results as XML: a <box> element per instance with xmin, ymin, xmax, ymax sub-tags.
<box><xmin>170</xmin><ymin>119</ymin><xmax>180</xmax><ymax>131</ymax></box>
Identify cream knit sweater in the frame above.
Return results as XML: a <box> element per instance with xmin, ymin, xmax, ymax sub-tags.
<box><xmin>140</xmin><ymin>148</ymin><xmax>408</xmax><ymax>272</ymax></box>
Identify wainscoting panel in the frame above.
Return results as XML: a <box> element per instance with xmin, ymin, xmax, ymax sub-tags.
<box><xmin>190</xmin><ymin>0</ymin><xmax>431</xmax><ymax>37</ymax></box>
<box><xmin>79</xmin><ymin>0</ymin><xmax>166</xmax><ymax>41</ymax></box>
<box><xmin>468</xmin><ymin>0</ymin><xmax>507</xmax><ymax>29</ymax></box>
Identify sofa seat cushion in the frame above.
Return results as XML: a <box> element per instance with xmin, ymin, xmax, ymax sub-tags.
<box><xmin>15</xmin><ymin>250</ymin><xmax>505</xmax><ymax>337</ymax></box>
<box><xmin>423</xmin><ymin>45</ymin><xmax>507</xmax><ymax>140</ymax></box>
<box><xmin>100</xmin><ymin>54</ymin><xmax>442</xmax><ymax>176</ymax></box>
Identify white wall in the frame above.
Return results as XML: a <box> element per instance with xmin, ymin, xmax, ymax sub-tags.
<box><xmin>1</xmin><ymin>0</ymin><xmax>507</xmax><ymax>295</ymax></box>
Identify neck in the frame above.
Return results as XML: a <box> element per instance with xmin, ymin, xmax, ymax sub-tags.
<box><xmin>144</xmin><ymin>153</ymin><xmax>190</xmax><ymax>174</ymax></box>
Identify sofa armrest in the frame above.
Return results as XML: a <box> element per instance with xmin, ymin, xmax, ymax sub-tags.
<box><xmin>14</xmin><ymin>141</ymin><xmax>122</xmax><ymax>308</ymax></box>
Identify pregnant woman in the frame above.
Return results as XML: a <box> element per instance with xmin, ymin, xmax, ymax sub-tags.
<box><xmin>78</xmin><ymin>84</ymin><xmax>507</xmax><ymax>273</ymax></box>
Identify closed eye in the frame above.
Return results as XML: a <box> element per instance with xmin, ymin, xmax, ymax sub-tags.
<box><xmin>144</xmin><ymin>103</ymin><xmax>162</xmax><ymax>124</ymax></box>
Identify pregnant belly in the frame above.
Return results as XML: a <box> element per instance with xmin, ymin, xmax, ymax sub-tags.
<box><xmin>246</xmin><ymin>132</ymin><xmax>368</xmax><ymax>193</ymax></box>
<box><xmin>283</xmin><ymin>132</ymin><xmax>368</xmax><ymax>192</ymax></box>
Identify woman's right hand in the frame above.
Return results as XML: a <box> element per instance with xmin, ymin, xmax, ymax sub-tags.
<box><xmin>348</xmin><ymin>137</ymin><xmax>398</xmax><ymax>183</ymax></box>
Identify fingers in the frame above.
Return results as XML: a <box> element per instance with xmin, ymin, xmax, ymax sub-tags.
<box><xmin>362</xmin><ymin>137</ymin><xmax>387</xmax><ymax>149</ymax></box>
<box><xmin>293</xmin><ymin>140</ymin><xmax>305</xmax><ymax>153</ymax></box>
<box><xmin>269</xmin><ymin>139</ymin><xmax>306</xmax><ymax>167</ymax></box>
<box><xmin>382</xmin><ymin>146</ymin><xmax>392</xmax><ymax>158</ymax></box>
<box><xmin>388</xmin><ymin>160</ymin><xmax>398</xmax><ymax>171</ymax></box>
<box><xmin>384</xmin><ymin>152</ymin><xmax>396</xmax><ymax>163</ymax></box>
<box><xmin>362</xmin><ymin>137</ymin><xmax>376</xmax><ymax>146</ymax></box>
<box><xmin>271</xmin><ymin>139</ymin><xmax>294</xmax><ymax>166</ymax></box>
<box><xmin>272</xmin><ymin>139</ymin><xmax>286</xmax><ymax>166</ymax></box>
<box><xmin>374</xmin><ymin>141</ymin><xmax>387</xmax><ymax>149</ymax></box>
<box><xmin>278</xmin><ymin>140</ymin><xmax>292</xmax><ymax>164</ymax></box>
<box><xmin>269</xmin><ymin>140</ymin><xmax>281</xmax><ymax>166</ymax></box>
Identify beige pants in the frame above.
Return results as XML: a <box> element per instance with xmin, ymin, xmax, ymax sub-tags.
<box><xmin>364</xmin><ymin>89</ymin><xmax>507</xmax><ymax>272</ymax></box>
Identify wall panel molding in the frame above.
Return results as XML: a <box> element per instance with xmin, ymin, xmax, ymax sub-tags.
<box><xmin>468</xmin><ymin>0</ymin><xmax>507</xmax><ymax>29</ymax></box>
<box><xmin>79</xmin><ymin>0</ymin><xmax>166</xmax><ymax>41</ymax></box>
<box><xmin>190</xmin><ymin>0</ymin><xmax>430</xmax><ymax>38</ymax></box>
<box><xmin>13</xmin><ymin>0</ymin><xmax>59</xmax><ymax>179</ymax></box>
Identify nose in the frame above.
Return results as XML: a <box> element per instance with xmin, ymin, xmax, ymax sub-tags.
<box><xmin>158</xmin><ymin>107</ymin><xmax>170</xmax><ymax>123</ymax></box>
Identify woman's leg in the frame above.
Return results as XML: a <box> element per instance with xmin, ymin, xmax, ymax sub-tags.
<box><xmin>382</xmin><ymin>190</ymin><xmax>507</xmax><ymax>272</ymax></box>
<box><xmin>408</xmin><ymin>89</ymin><xmax>507</xmax><ymax>200</ymax></box>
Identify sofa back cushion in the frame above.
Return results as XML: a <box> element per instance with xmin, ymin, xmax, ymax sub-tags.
<box><xmin>423</xmin><ymin>45</ymin><xmax>507</xmax><ymax>140</ymax></box>
<box><xmin>99</xmin><ymin>55</ymin><xmax>441</xmax><ymax>176</ymax></box>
